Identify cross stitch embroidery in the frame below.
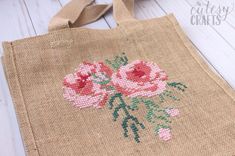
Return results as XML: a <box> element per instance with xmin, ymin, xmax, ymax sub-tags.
<box><xmin>63</xmin><ymin>62</ymin><xmax>113</xmax><ymax>108</ymax></box>
<box><xmin>63</xmin><ymin>53</ymin><xmax>187</xmax><ymax>143</ymax></box>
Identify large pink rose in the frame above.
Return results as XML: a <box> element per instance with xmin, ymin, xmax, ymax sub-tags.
<box><xmin>111</xmin><ymin>60</ymin><xmax>167</xmax><ymax>98</ymax></box>
<box><xmin>63</xmin><ymin>62</ymin><xmax>113</xmax><ymax>108</ymax></box>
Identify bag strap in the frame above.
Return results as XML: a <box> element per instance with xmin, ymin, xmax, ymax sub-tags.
<box><xmin>48</xmin><ymin>0</ymin><xmax>112</xmax><ymax>31</ymax></box>
<box><xmin>48</xmin><ymin>0</ymin><xmax>135</xmax><ymax>31</ymax></box>
<box><xmin>113</xmin><ymin>0</ymin><xmax>136</xmax><ymax>25</ymax></box>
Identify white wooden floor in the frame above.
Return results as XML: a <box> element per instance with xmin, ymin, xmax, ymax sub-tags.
<box><xmin>0</xmin><ymin>0</ymin><xmax>235</xmax><ymax>155</ymax></box>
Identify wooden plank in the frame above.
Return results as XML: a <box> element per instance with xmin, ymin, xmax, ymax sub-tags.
<box><xmin>0</xmin><ymin>60</ymin><xmax>26</xmax><ymax>156</ymax></box>
<box><xmin>96</xmin><ymin>0</ymin><xmax>166</xmax><ymax>28</ymax></box>
<box><xmin>24</xmin><ymin>0</ymin><xmax>110</xmax><ymax>35</ymax></box>
<box><xmin>134</xmin><ymin>0</ymin><xmax>166</xmax><ymax>19</ymax></box>
<box><xmin>154</xmin><ymin>0</ymin><xmax>235</xmax><ymax>88</ymax></box>
<box><xmin>185</xmin><ymin>0</ymin><xmax>235</xmax><ymax>50</ymax></box>
<box><xmin>208</xmin><ymin>0</ymin><xmax>235</xmax><ymax>28</ymax></box>
<box><xmin>23</xmin><ymin>0</ymin><xmax>62</xmax><ymax>34</ymax></box>
<box><xmin>95</xmin><ymin>0</ymin><xmax>115</xmax><ymax>27</ymax></box>
<box><xmin>0</xmin><ymin>0</ymin><xmax>35</xmax><ymax>53</ymax></box>
<box><xmin>227</xmin><ymin>10</ymin><xmax>235</xmax><ymax>27</ymax></box>
<box><xmin>0</xmin><ymin>1</ymin><xmax>34</xmax><ymax>155</ymax></box>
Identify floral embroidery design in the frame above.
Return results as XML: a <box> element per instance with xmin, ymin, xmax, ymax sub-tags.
<box><xmin>63</xmin><ymin>53</ymin><xmax>187</xmax><ymax>143</ymax></box>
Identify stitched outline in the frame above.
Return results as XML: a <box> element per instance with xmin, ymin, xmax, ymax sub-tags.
<box><xmin>5</xmin><ymin>43</ymin><xmax>40</xmax><ymax>156</ymax></box>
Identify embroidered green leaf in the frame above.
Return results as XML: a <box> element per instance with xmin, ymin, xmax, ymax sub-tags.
<box><xmin>159</xmin><ymin>94</ymin><xmax>165</xmax><ymax>103</ymax></box>
<box><xmin>140</xmin><ymin>98</ymin><xmax>173</xmax><ymax>135</ymax></box>
<box><xmin>108</xmin><ymin>93</ymin><xmax>145</xmax><ymax>143</ymax></box>
<box><xmin>142</xmin><ymin>99</ymin><xmax>159</xmax><ymax>123</ymax></box>
<box><xmin>105</xmin><ymin>53</ymin><xmax>128</xmax><ymax>70</ymax></box>
<box><xmin>167</xmin><ymin>82</ymin><xmax>187</xmax><ymax>92</ymax></box>
<box><xmin>92</xmin><ymin>73</ymin><xmax>111</xmax><ymax>85</ymax></box>
<box><xmin>127</xmin><ymin>97</ymin><xmax>140</xmax><ymax>110</ymax></box>
<box><xmin>160</xmin><ymin>90</ymin><xmax>180</xmax><ymax>101</ymax></box>
<box><xmin>155</xmin><ymin>115</ymin><xmax>171</xmax><ymax>123</ymax></box>
<box><xmin>108</xmin><ymin>93</ymin><xmax>120</xmax><ymax>109</ymax></box>
<box><xmin>157</xmin><ymin>109</ymin><xmax>170</xmax><ymax>118</ymax></box>
<box><xmin>130</xmin><ymin>123</ymin><xmax>140</xmax><ymax>143</ymax></box>
<box><xmin>155</xmin><ymin>124</ymin><xmax>171</xmax><ymax>133</ymax></box>
<box><xmin>104</xmin><ymin>86</ymin><xmax>115</xmax><ymax>91</ymax></box>
<box><xmin>113</xmin><ymin>104</ymin><xmax>122</xmax><ymax>121</ymax></box>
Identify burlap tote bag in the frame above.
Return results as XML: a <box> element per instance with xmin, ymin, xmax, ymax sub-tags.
<box><xmin>2</xmin><ymin>0</ymin><xmax>235</xmax><ymax>155</ymax></box>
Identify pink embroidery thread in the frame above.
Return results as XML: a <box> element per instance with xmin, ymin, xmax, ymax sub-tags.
<box><xmin>62</xmin><ymin>53</ymin><xmax>187</xmax><ymax>143</ymax></box>
<box><xmin>158</xmin><ymin>128</ymin><xmax>172</xmax><ymax>141</ymax></box>
<box><xmin>165</xmin><ymin>108</ymin><xmax>180</xmax><ymax>117</ymax></box>
<box><xmin>112</xmin><ymin>60</ymin><xmax>167</xmax><ymax>98</ymax></box>
<box><xmin>63</xmin><ymin>62</ymin><xmax>112</xmax><ymax>108</ymax></box>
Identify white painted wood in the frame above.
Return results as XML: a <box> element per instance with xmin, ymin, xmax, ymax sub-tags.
<box><xmin>134</xmin><ymin>0</ymin><xmax>166</xmax><ymax>19</ymax></box>
<box><xmin>23</xmin><ymin>0</ymin><xmax>62</xmax><ymax>34</ymax></box>
<box><xmin>24</xmin><ymin>0</ymin><xmax>110</xmax><ymax>35</ymax></box>
<box><xmin>185</xmin><ymin>0</ymin><xmax>235</xmax><ymax>49</ymax></box>
<box><xmin>0</xmin><ymin>60</ymin><xmax>25</xmax><ymax>156</ymax></box>
<box><xmin>96</xmin><ymin>0</ymin><xmax>166</xmax><ymax>28</ymax></box>
<box><xmin>227</xmin><ymin>10</ymin><xmax>235</xmax><ymax>27</ymax></box>
<box><xmin>0</xmin><ymin>0</ymin><xmax>235</xmax><ymax>155</ymax></box>
<box><xmin>0</xmin><ymin>0</ymin><xmax>35</xmax><ymax>156</ymax></box>
<box><xmin>95</xmin><ymin>0</ymin><xmax>116</xmax><ymax>27</ymax></box>
<box><xmin>0</xmin><ymin>0</ymin><xmax>35</xmax><ymax>53</ymax></box>
<box><xmin>155</xmin><ymin>0</ymin><xmax>235</xmax><ymax>88</ymax></box>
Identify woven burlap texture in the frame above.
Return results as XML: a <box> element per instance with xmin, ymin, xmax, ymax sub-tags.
<box><xmin>2</xmin><ymin>0</ymin><xmax>235</xmax><ymax>155</ymax></box>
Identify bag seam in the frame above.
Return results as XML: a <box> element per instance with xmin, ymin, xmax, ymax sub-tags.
<box><xmin>3</xmin><ymin>42</ymin><xmax>40</xmax><ymax>156</ymax></box>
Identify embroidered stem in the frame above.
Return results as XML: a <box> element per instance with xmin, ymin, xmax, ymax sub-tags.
<box><xmin>127</xmin><ymin>97</ymin><xmax>140</xmax><ymax>111</ymax></box>
<box><xmin>142</xmin><ymin>99</ymin><xmax>171</xmax><ymax>124</ymax></box>
<box><xmin>108</xmin><ymin>93</ymin><xmax>145</xmax><ymax>143</ymax></box>
<box><xmin>92</xmin><ymin>73</ymin><xmax>111</xmax><ymax>85</ymax></box>
<box><xmin>128</xmin><ymin>98</ymin><xmax>172</xmax><ymax>135</ymax></box>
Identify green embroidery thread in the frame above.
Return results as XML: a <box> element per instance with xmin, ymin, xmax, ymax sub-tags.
<box><xmin>108</xmin><ymin>93</ymin><xmax>145</xmax><ymax>143</ymax></box>
<box><xmin>63</xmin><ymin>52</ymin><xmax>187</xmax><ymax>143</ymax></box>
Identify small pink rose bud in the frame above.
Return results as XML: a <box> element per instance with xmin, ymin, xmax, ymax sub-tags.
<box><xmin>166</xmin><ymin>108</ymin><xmax>180</xmax><ymax>117</ymax></box>
<box><xmin>158</xmin><ymin>128</ymin><xmax>172</xmax><ymax>141</ymax></box>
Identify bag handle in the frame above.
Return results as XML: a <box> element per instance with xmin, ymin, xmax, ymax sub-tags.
<box><xmin>48</xmin><ymin>0</ymin><xmax>135</xmax><ymax>31</ymax></box>
<box><xmin>113</xmin><ymin>0</ymin><xmax>136</xmax><ymax>25</ymax></box>
<box><xmin>48</xmin><ymin>0</ymin><xmax>112</xmax><ymax>31</ymax></box>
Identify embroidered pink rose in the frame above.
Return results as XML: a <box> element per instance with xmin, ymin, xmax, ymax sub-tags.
<box><xmin>63</xmin><ymin>62</ymin><xmax>112</xmax><ymax>108</ymax></box>
<box><xmin>111</xmin><ymin>60</ymin><xmax>167</xmax><ymax>98</ymax></box>
<box><xmin>62</xmin><ymin>53</ymin><xmax>188</xmax><ymax>143</ymax></box>
<box><xmin>158</xmin><ymin>128</ymin><xmax>172</xmax><ymax>141</ymax></box>
<box><xmin>166</xmin><ymin>108</ymin><xmax>180</xmax><ymax>117</ymax></box>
